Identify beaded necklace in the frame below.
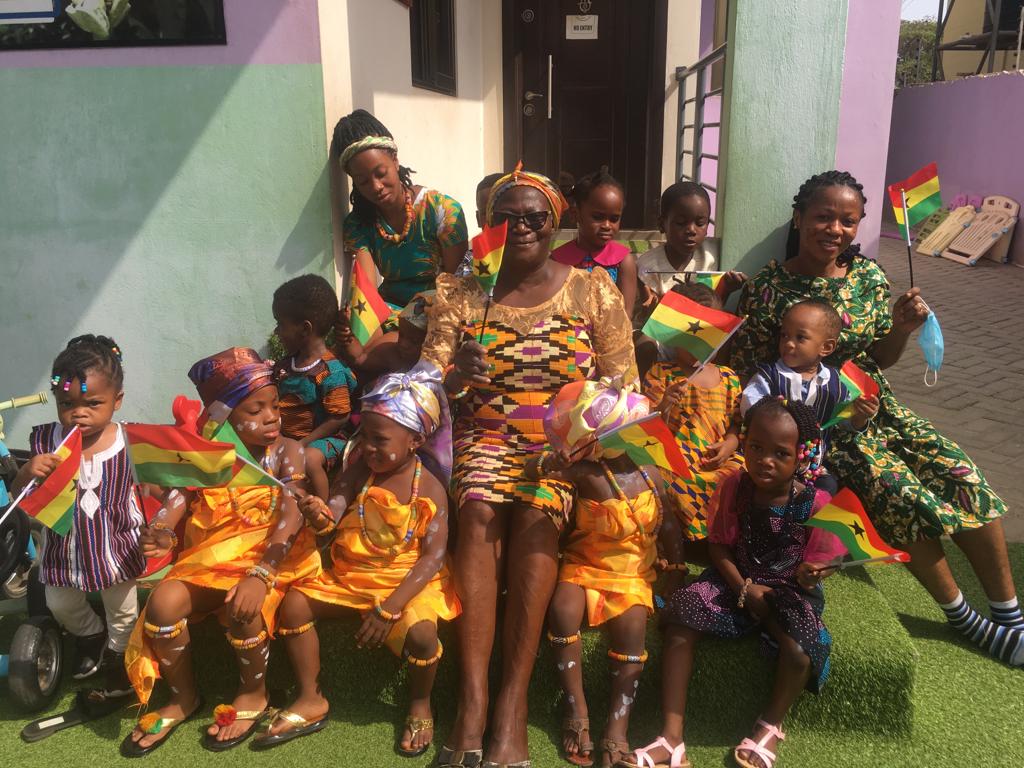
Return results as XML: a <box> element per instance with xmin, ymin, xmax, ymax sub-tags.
<box><xmin>357</xmin><ymin>457</ymin><xmax>422</xmax><ymax>557</ymax></box>
<box><xmin>600</xmin><ymin>461</ymin><xmax>663</xmax><ymax>538</ymax></box>
<box><xmin>230</xmin><ymin>450</ymin><xmax>277</xmax><ymax>524</ymax></box>
<box><xmin>375</xmin><ymin>190</ymin><xmax>415</xmax><ymax>244</ymax></box>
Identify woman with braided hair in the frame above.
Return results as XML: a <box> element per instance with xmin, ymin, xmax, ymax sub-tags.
<box><xmin>334</xmin><ymin>109</ymin><xmax>468</xmax><ymax>312</ymax></box>
<box><xmin>730</xmin><ymin>170</ymin><xmax>1024</xmax><ymax>669</ymax></box>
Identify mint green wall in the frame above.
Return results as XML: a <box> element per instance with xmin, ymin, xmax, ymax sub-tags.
<box><xmin>718</xmin><ymin>1</ymin><xmax>849</xmax><ymax>273</ymax></box>
<box><xmin>0</xmin><ymin>64</ymin><xmax>331</xmax><ymax>445</ymax></box>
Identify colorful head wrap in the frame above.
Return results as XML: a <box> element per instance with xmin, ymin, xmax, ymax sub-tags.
<box><xmin>187</xmin><ymin>347</ymin><xmax>275</xmax><ymax>424</ymax></box>
<box><xmin>398</xmin><ymin>290</ymin><xmax>436</xmax><ymax>332</ymax></box>
<box><xmin>544</xmin><ymin>377</ymin><xmax>651</xmax><ymax>460</ymax></box>
<box><xmin>486</xmin><ymin>161</ymin><xmax>568</xmax><ymax>226</ymax></box>
<box><xmin>339</xmin><ymin>135</ymin><xmax>399</xmax><ymax>171</ymax></box>
<box><xmin>356</xmin><ymin>361</ymin><xmax>453</xmax><ymax>483</ymax></box>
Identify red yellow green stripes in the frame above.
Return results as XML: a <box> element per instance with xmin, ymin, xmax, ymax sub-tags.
<box><xmin>350</xmin><ymin>259</ymin><xmax>391</xmax><ymax>345</ymax></box>
<box><xmin>805</xmin><ymin>488</ymin><xmax>909</xmax><ymax>562</ymax></box>
<box><xmin>693</xmin><ymin>272</ymin><xmax>728</xmax><ymax>298</ymax></box>
<box><xmin>597</xmin><ymin>414</ymin><xmax>691</xmax><ymax>479</ymax></box>
<box><xmin>821</xmin><ymin>361</ymin><xmax>880</xmax><ymax>429</ymax></box>
<box><xmin>888</xmin><ymin>162</ymin><xmax>941</xmax><ymax>239</ymax></box>
<box><xmin>18</xmin><ymin>427</ymin><xmax>81</xmax><ymax>535</ymax></box>
<box><xmin>124</xmin><ymin>424</ymin><xmax>235</xmax><ymax>488</ymax></box>
<box><xmin>227</xmin><ymin>455</ymin><xmax>282</xmax><ymax>488</ymax></box>
<box><xmin>641</xmin><ymin>291</ymin><xmax>744</xmax><ymax>362</ymax></box>
<box><xmin>471</xmin><ymin>221</ymin><xmax>507</xmax><ymax>295</ymax></box>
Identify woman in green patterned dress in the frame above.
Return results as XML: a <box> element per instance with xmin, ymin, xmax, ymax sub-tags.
<box><xmin>334</xmin><ymin>110</ymin><xmax>468</xmax><ymax>311</ymax></box>
<box><xmin>731</xmin><ymin>171</ymin><xmax>1024</xmax><ymax>667</ymax></box>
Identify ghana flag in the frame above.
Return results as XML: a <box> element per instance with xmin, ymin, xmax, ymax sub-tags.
<box><xmin>124</xmin><ymin>424</ymin><xmax>235</xmax><ymax>488</ymax></box>
<box><xmin>471</xmin><ymin>220</ymin><xmax>507</xmax><ymax>296</ymax></box>
<box><xmin>888</xmin><ymin>162</ymin><xmax>941</xmax><ymax>240</ymax></box>
<box><xmin>805</xmin><ymin>488</ymin><xmax>909</xmax><ymax>563</ymax></box>
<box><xmin>227</xmin><ymin>454</ymin><xmax>283</xmax><ymax>489</ymax></box>
<box><xmin>641</xmin><ymin>291</ymin><xmax>744</xmax><ymax>363</ymax></box>
<box><xmin>597</xmin><ymin>414</ymin><xmax>691</xmax><ymax>479</ymax></box>
<box><xmin>821</xmin><ymin>361</ymin><xmax>881</xmax><ymax>429</ymax></box>
<box><xmin>16</xmin><ymin>427</ymin><xmax>81</xmax><ymax>535</ymax></box>
<box><xmin>693</xmin><ymin>272</ymin><xmax>728</xmax><ymax>299</ymax></box>
<box><xmin>349</xmin><ymin>259</ymin><xmax>391</xmax><ymax>346</ymax></box>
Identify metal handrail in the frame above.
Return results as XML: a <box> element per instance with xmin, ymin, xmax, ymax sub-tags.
<box><xmin>674</xmin><ymin>43</ymin><xmax>726</xmax><ymax>223</ymax></box>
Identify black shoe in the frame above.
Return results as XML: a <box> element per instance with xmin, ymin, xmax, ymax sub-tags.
<box><xmin>72</xmin><ymin>631</ymin><xmax>106</xmax><ymax>680</ymax></box>
<box><xmin>94</xmin><ymin>650</ymin><xmax>133</xmax><ymax>699</ymax></box>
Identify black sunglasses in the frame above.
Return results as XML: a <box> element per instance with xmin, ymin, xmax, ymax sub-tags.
<box><xmin>491</xmin><ymin>210</ymin><xmax>551</xmax><ymax>231</ymax></box>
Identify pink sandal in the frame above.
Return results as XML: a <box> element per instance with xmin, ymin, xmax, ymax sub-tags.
<box><xmin>616</xmin><ymin>736</ymin><xmax>691</xmax><ymax>768</ymax></box>
<box><xmin>733</xmin><ymin>719</ymin><xmax>786</xmax><ymax>768</ymax></box>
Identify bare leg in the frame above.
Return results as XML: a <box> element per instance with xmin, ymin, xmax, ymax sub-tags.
<box><xmin>401</xmin><ymin>620</ymin><xmax>441</xmax><ymax>753</ymax></box>
<box><xmin>208</xmin><ymin>612</ymin><xmax>271</xmax><ymax>741</ymax></box>
<box><xmin>304</xmin><ymin>446</ymin><xmax>330</xmax><ymax>503</ymax></box>
<box><xmin>547</xmin><ymin>582</ymin><xmax>590</xmax><ymax>763</ymax></box>
<box><xmin>901</xmin><ymin>538</ymin><xmax>960</xmax><ymax>604</ymax></box>
<box><xmin>486</xmin><ymin>504</ymin><xmax>560</xmax><ymax>765</ymax></box>
<box><xmin>128</xmin><ymin>580</ymin><xmax>222</xmax><ymax>748</ymax></box>
<box><xmin>951</xmin><ymin>519</ymin><xmax>1017</xmax><ymax>603</ymax></box>
<box><xmin>446</xmin><ymin>500</ymin><xmax>507</xmax><ymax>753</ymax></box>
<box><xmin>601</xmin><ymin>605</ymin><xmax>649</xmax><ymax>767</ymax></box>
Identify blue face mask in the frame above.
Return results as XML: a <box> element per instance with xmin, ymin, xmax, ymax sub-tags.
<box><xmin>918</xmin><ymin>310</ymin><xmax>944</xmax><ymax>387</ymax></box>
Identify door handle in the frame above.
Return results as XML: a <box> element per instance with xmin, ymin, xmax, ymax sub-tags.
<box><xmin>524</xmin><ymin>90</ymin><xmax>545</xmax><ymax>101</ymax></box>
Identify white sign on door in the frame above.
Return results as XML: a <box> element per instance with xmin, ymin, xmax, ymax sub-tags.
<box><xmin>565</xmin><ymin>14</ymin><xmax>598</xmax><ymax>40</ymax></box>
<box><xmin>0</xmin><ymin>0</ymin><xmax>58</xmax><ymax>24</ymax></box>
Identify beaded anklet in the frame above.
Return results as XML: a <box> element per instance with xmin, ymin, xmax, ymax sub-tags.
<box><xmin>607</xmin><ymin>649</ymin><xmax>649</xmax><ymax>664</ymax></box>
<box><xmin>226</xmin><ymin>630</ymin><xmax>268</xmax><ymax>651</ymax></box>
<box><xmin>547</xmin><ymin>630</ymin><xmax>581</xmax><ymax>647</ymax></box>
<box><xmin>144</xmin><ymin>618</ymin><xmax>187</xmax><ymax>639</ymax></box>
<box><xmin>405</xmin><ymin>641</ymin><xmax>443</xmax><ymax>667</ymax></box>
<box><xmin>277</xmin><ymin>621</ymin><xmax>315</xmax><ymax>637</ymax></box>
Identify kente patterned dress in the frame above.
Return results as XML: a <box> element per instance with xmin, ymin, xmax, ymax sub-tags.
<box><xmin>294</xmin><ymin>484</ymin><xmax>460</xmax><ymax>656</ymax></box>
<box><xmin>730</xmin><ymin>258</ymin><xmax>1006</xmax><ymax>544</ymax></box>
<box><xmin>642</xmin><ymin>363</ymin><xmax>744</xmax><ymax>540</ymax></box>
<box><xmin>275</xmin><ymin>351</ymin><xmax>358</xmax><ymax>464</ymax></box>
<box><xmin>662</xmin><ymin>470</ymin><xmax>842</xmax><ymax>693</ymax></box>
<box><xmin>420</xmin><ymin>268</ymin><xmax>637</xmax><ymax>529</ymax></box>
<box><xmin>559</xmin><ymin>478</ymin><xmax>660</xmax><ymax>626</ymax></box>
<box><xmin>125</xmin><ymin>484</ymin><xmax>320</xmax><ymax>705</ymax></box>
<box><xmin>343</xmin><ymin>187</ymin><xmax>468</xmax><ymax>309</ymax></box>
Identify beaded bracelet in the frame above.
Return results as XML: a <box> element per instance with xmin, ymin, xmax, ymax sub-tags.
<box><xmin>313</xmin><ymin>512</ymin><xmax>338</xmax><ymax>536</ymax></box>
<box><xmin>245</xmin><ymin>564</ymin><xmax>277</xmax><ymax>592</ymax></box>
<box><xmin>546</xmin><ymin>630</ymin><xmax>581</xmax><ymax>647</ymax></box>
<box><xmin>374</xmin><ymin>599</ymin><xmax>403</xmax><ymax>622</ymax></box>
<box><xmin>607</xmin><ymin>649</ymin><xmax>649</xmax><ymax>664</ymax></box>
<box><xmin>656</xmin><ymin>559</ymin><xmax>688</xmax><ymax>573</ymax></box>
<box><xmin>737</xmin><ymin>577</ymin><xmax>754</xmax><ymax>609</ymax></box>
<box><xmin>150</xmin><ymin>523</ymin><xmax>178</xmax><ymax>550</ymax></box>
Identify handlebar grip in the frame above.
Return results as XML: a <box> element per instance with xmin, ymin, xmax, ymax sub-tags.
<box><xmin>0</xmin><ymin>392</ymin><xmax>49</xmax><ymax>412</ymax></box>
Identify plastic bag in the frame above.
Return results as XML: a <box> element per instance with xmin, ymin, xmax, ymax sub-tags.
<box><xmin>917</xmin><ymin>311</ymin><xmax>944</xmax><ymax>387</ymax></box>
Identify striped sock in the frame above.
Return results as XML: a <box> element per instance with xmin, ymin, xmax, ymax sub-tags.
<box><xmin>939</xmin><ymin>592</ymin><xmax>1024</xmax><ymax>666</ymax></box>
<box><xmin>989</xmin><ymin>598</ymin><xmax>1024</xmax><ymax>628</ymax></box>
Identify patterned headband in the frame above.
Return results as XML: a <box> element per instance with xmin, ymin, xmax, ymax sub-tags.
<box><xmin>339</xmin><ymin>135</ymin><xmax>398</xmax><ymax>171</ymax></box>
<box><xmin>486</xmin><ymin>161</ymin><xmax>568</xmax><ymax>226</ymax></box>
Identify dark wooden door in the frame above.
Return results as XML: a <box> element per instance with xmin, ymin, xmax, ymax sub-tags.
<box><xmin>503</xmin><ymin>0</ymin><xmax>665</xmax><ymax>228</ymax></box>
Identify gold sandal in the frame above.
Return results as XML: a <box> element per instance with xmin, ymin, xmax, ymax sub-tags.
<box><xmin>397</xmin><ymin>715</ymin><xmax>435</xmax><ymax>757</ymax></box>
<box><xmin>250</xmin><ymin>708</ymin><xmax>329</xmax><ymax>750</ymax></box>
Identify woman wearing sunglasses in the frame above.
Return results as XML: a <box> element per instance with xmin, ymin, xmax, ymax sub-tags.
<box><xmin>334</xmin><ymin>109</ymin><xmax>468</xmax><ymax>311</ymax></box>
<box><xmin>420</xmin><ymin>164</ymin><xmax>638</xmax><ymax>768</ymax></box>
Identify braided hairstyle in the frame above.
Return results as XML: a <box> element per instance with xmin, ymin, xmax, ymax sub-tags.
<box><xmin>331</xmin><ymin>109</ymin><xmax>415</xmax><ymax>223</ymax></box>
<box><xmin>50</xmin><ymin>335</ymin><xmax>124</xmax><ymax>394</ymax></box>
<box><xmin>785</xmin><ymin>170</ymin><xmax>867</xmax><ymax>266</ymax></box>
<box><xmin>743</xmin><ymin>397</ymin><xmax>824</xmax><ymax>483</ymax></box>
<box><xmin>273</xmin><ymin>274</ymin><xmax>339</xmax><ymax>338</ymax></box>
<box><xmin>660</xmin><ymin>181</ymin><xmax>710</xmax><ymax>219</ymax></box>
<box><xmin>570</xmin><ymin>169</ymin><xmax>625</xmax><ymax>207</ymax></box>
<box><xmin>669</xmin><ymin>281</ymin><xmax>721</xmax><ymax>310</ymax></box>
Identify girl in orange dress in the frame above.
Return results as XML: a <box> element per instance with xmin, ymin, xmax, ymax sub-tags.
<box><xmin>535</xmin><ymin>380</ymin><xmax>686</xmax><ymax>768</ymax></box>
<box><xmin>122</xmin><ymin>348</ymin><xmax>320</xmax><ymax>756</ymax></box>
<box><xmin>255</xmin><ymin>363</ymin><xmax>459</xmax><ymax>756</ymax></box>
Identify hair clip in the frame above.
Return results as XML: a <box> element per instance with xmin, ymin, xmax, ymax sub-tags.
<box><xmin>62</xmin><ymin>380</ymin><xmax>71</xmax><ymax>392</ymax></box>
<box><xmin>111</xmin><ymin>345</ymin><xmax>122</xmax><ymax>361</ymax></box>
<box><xmin>80</xmin><ymin>382</ymin><xmax>88</xmax><ymax>393</ymax></box>
<box><xmin>50</xmin><ymin>375</ymin><xmax>61</xmax><ymax>387</ymax></box>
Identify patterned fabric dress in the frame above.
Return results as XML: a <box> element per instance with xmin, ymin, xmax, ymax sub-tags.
<box><xmin>550</xmin><ymin>239</ymin><xmax>630</xmax><ymax>285</ymax></box>
<box><xmin>275</xmin><ymin>352</ymin><xmax>358</xmax><ymax>464</ymax></box>
<box><xmin>559</xmin><ymin>483</ymin><xmax>660</xmax><ymax>626</ymax></box>
<box><xmin>420</xmin><ymin>269</ymin><xmax>637</xmax><ymax>529</ymax></box>
<box><xmin>662</xmin><ymin>471</ymin><xmax>838</xmax><ymax>693</ymax></box>
<box><xmin>343</xmin><ymin>188</ymin><xmax>468</xmax><ymax>309</ymax></box>
<box><xmin>295</xmin><ymin>485</ymin><xmax>461</xmax><ymax>656</ymax></box>
<box><xmin>730</xmin><ymin>258</ymin><xmax>1006</xmax><ymax>544</ymax></box>
<box><xmin>642</xmin><ymin>363</ymin><xmax>744</xmax><ymax>539</ymax></box>
<box><xmin>31</xmin><ymin>422</ymin><xmax>145</xmax><ymax>592</ymax></box>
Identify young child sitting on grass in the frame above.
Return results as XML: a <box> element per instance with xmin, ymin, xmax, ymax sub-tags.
<box><xmin>624</xmin><ymin>398</ymin><xmax>845</xmax><ymax>768</ymax></box>
<box><xmin>272</xmin><ymin>274</ymin><xmax>358</xmax><ymax>502</ymax></box>
<box><xmin>254</xmin><ymin>363</ymin><xmax>459</xmax><ymax>756</ymax></box>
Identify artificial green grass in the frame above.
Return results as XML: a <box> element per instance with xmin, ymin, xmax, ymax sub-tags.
<box><xmin>2</xmin><ymin>545</ymin><xmax>1022</xmax><ymax>766</ymax></box>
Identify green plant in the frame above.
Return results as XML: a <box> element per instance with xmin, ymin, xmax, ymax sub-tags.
<box><xmin>896</xmin><ymin>18</ymin><xmax>938</xmax><ymax>88</ymax></box>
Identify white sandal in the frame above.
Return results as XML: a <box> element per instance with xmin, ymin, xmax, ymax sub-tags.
<box><xmin>617</xmin><ymin>736</ymin><xmax>691</xmax><ymax>768</ymax></box>
<box><xmin>733</xmin><ymin>719</ymin><xmax>786</xmax><ymax>768</ymax></box>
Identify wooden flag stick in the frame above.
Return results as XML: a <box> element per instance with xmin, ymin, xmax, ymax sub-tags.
<box><xmin>478</xmin><ymin>293</ymin><xmax>493</xmax><ymax>345</ymax></box>
<box><xmin>810</xmin><ymin>553</ymin><xmax>908</xmax><ymax>574</ymax></box>
<box><xmin>900</xmin><ymin>187</ymin><xmax>915</xmax><ymax>287</ymax></box>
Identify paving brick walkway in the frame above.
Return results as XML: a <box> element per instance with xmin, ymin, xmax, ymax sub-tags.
<box><xmin>875</xmin><ymin>237</ymin><xmax>1024</xmax><ymax>541</ymax></box>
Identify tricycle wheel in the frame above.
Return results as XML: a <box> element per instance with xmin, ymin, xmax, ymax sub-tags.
<box><xmin>9</xmin><ymin>616</ymin><xmax>64</xmax><ymax>712</ymax></box>
<box><xmin>0</xmin><ymin>505</ymin><xmax>29</xmax><ymax>588</ymax></box>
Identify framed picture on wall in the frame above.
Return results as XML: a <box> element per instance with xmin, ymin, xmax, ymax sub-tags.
<box><xmin>0</xmin><ymin>0</ymin><xmax>226</xmax><ymax>50</ymax></box>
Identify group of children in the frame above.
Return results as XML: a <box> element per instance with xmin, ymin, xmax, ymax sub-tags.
<box><xmin>16</xmin><ymin>173</ymin><xmax>892</xmax><ymax>768</ymax></box>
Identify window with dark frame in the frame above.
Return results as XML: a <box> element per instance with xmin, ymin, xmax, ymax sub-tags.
<box><xmin>409</xmin><ymin>0</ymin><xmax>457</xmax><ymax>96</ymax></box>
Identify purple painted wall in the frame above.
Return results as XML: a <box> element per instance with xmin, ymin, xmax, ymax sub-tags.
<box><xmin>1</xmin><ymin>0</ymin><xmax>320</xmax><ymax>67</ymax></box>
<box><xmin>835</xmin><ymin>0</ymin><xmax>901</xmax><ymax>260</ymax></box>
<box><xmin>886</xmin><ymin>71</ymin><xmax>1024</xmax><ymax>265</ymax></box>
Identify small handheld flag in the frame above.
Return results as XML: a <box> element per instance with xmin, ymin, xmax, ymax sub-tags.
<box><xmin>641</xmin><ymin>291</ymin><xmax>744</xmax><ymax>365</ymax></box>
<box><xmin>5</xmin><ymin>427</ymin><xmax>82</xmax><ymax>535</ymax></box>
<box><xmin>595</xmin><ymin>414</ymin><xmax>692</xmax><ymax>480</ymax></box>
<box><xmin>888</xmin><ymin>162</ymin><xmax>941</xmax><ymax>286</ymax></box>
<box><xmin>228</xmin><ymin>454</ymin><xmax>284</xmax><ymax>489</ymax></box>
<box><xmin>804</xmin><ymin>488</ymin><xmax>909</xmax><ymax>564</ymax></box>
<box><xmin>821</xmin><ymin>361</ymin><xmax>881</xmax><ymax>429</ymax></box>
<box><xmin>471</xmin><ymin>221</ymin><xmax>507</xmax><ymax>297</ymax></box>
<box><xmin>125</xmin><ymin>424</ymin><xmax>236</xmax><ymax>488</ymax></box>
<box><xmin>205</xmin><ymin>418</ymin><xmax>259</xmax><ymax>465</ymax></box>
<box><xmin>693</xmin><ymin>272</ymin><xmax>728</xmax><ymax>299</ymax></box>
<box><xmin>349</xmin><ymin>260</ymin><xmax>391</xmax><ymax>346</ymax></box>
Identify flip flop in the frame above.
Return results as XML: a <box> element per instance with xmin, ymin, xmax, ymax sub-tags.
<box><xmin>250</xmin><ymin>708</ymin><xmax>329</xmax><ymax>750</ymax></box>
<box><xmin>119</xmin><ymin>697</ymin><xmax>204</xmax><ymax>758</ymax></box>
<box><xmin>435</xmin><ymin>746</ymin><xmax>484</xmax><ymax>767</ymax></box>
<box><xmin>396</xmin><ymin>715</ymin><xmax>434</xmax><ymax>758</ymax></box>
<box><xmin>202</xmin><ymin>705</ymin><xmax>273</xmax><ymax>752</ymax></box>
